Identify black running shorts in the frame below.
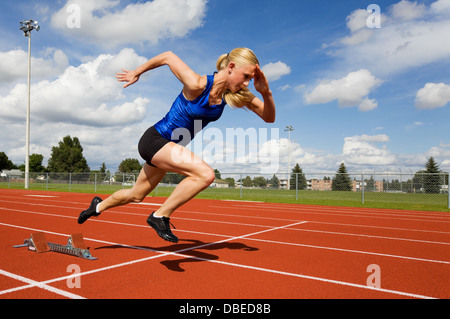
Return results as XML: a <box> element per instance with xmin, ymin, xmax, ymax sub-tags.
<box><xmin>138</xmin><ymin>126</ymin><xmax>171</xmax><ymax>167</ymax></box>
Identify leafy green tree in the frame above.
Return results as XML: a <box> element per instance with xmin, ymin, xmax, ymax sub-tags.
<box><xmin>29</xmin><ymin>154</ymin><xmax>45</xmax><ymax>172</ymax></box>
<box><xmin>214</xmin><ymin>169</ymin><xmax>221</xmax><ymax>180</ymax></box>
<box><xmin>242</xmin><ymin>176</ymin><xmax>253</xmax><ymax>187</ymax></box>
<box><xmin>332</xmin><ymin>163</ymin><xmax>352</xmax><ymax>191</ymax></box>
<box><xmin>253</xmin><ymin>176</ymin><xmax>267</xmax><ymax>188</ymax></box>
<box><xmin>162</xmin><ymin>173</ymin><xmax>185</xmax><ymax>184</ymax></box>
<box><xmin>47</xmin><ymin>136</ymin><xmax>90</xmax><ymax>173</ymax></box>
<box><xmin>0</xmin><ymin>152</ymin><xmax>16</xmax><ymax>170</ymax></box>
<box><xmin>225</xmin><ymin>177</ymin><xmax>235</xmax><ymax>187</ymax></box>
<box><xmin>119</xmin><ymin>158</ymin><xmax>142</xmax><ymax>173</ymax></box>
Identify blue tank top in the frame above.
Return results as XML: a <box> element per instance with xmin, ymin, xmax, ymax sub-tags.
<box><xmin>154</xmin><ymin>74</ymin><xmax>226</xmax><ymax>145</ymax></box>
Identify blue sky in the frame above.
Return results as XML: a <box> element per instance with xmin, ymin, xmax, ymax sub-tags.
<box><xmin>0</xmin><ymin>0</ymin><xmax>449</xmax><ymax>175</ymax></box>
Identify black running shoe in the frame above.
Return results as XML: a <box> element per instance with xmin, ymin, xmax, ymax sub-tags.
<box><xmin>78</xmin><ymin>196</ymin><xmax>103</xmax><ymax>224</ymax></box>
<box><xmin>146</xmin><ymin>212</ymin><xmax>178</xmax><ymax>243</ymax></box>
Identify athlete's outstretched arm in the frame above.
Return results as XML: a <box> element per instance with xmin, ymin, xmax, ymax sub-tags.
<box><xmin>116</xmin><ymin>51</ymin><xmax>206</xmax><ymax>95</ymax></box>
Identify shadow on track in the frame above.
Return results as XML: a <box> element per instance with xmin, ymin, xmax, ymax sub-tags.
<box><xmin>95</xmin><ymin>239</ymin><xmax>259</xmax><ymax>272</ymax></box>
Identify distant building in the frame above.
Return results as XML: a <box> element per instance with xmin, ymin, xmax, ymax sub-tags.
<box><xmin>310</xmin><ymin>179</ymin><xmax>332</xmax><ymax>191</ymax></box>
<box><xmin>0</xmin><ymin>169</ymin><xmax>22</xmax><ymax>178</ymax></box>
<box><xmin>352</xmin><ymin>180</ymin><xmax>384</xmax><ymax>192</ymax></box>
<box><xmin>279</xmin><ymin>179</ymin><xmax>288</xmax><ymax>189</ymax></box>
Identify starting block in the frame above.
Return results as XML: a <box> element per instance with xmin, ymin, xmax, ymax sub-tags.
<box><xmin>14</xmin><ymin>232</ymin><xmax>97</xmax><ymax>261</ymax></box>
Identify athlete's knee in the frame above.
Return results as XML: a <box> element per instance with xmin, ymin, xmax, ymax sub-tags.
<box><xmin>199</xmin><ymin>166</ymin><xmax>216</xmax><ymax>187</ymax></box>
<box><xmin>125</xmin><ymin>190</ymin><xmax>147</xmax><ymax>204</ymax></box>
<box><xmin>131</xmin><ymin>195</ymin><xmax>146</xmax><ymax>203</ymax></box>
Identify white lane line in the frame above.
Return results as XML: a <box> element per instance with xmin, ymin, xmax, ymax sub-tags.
<box><xmin>0</xmin><ymin>269</ymin><xmax>85</xmax><ymax>299</ymax></box>
<box><xmin>0</xmin><ymin>220</ymin><xmax>306</xmax><ymax>298</ymax></box>
<box><xmin>2</xmin><ymin>204</ymin><xmax>450</xmax><ymax>264</ymax></box>
<box><xmin>0</xmin><ymin>221</ymin><xmax>438</xmax><ymax>299</ymax></box>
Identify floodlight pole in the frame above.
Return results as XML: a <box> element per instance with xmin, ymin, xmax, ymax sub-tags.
<box><xmin>20</xmin><ymin>19</ymin><xmax>39</xmax><ymax>189</ymax></box>
<box><xmin>285</xmin><ymin>126</ymin><xmax>294</xmax><ymax>190</ymax></box>
<box><xmin>25</xmin><ymin>32</ymin><xmax>31</xmax><ymax>189</ymax></box>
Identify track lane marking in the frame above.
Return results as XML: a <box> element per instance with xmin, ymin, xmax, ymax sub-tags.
<box><xmin>0</xmin><ymin>221</ymin><xmax>437</xmax><ymax>299</ymax></box>
<box><xmin>2</xmin><ymin>206</ymin><xmax>450</xmax><ymax>247</ymax></box>
<box><xmin>0</xmin><ymin>269</ymin><xmax>85</xmax><ymax>299</ymax></box>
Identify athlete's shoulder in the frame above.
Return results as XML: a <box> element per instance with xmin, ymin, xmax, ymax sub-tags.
<box><xmin>182</xmin><ymin>74</ymin><xmax>210</xmax><ymax>101</ymax></box>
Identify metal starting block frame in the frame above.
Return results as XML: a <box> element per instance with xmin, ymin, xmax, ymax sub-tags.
<box><xmin>14</xmin><ymin>232</ymin><xmax>97</xmax><ymax>261</ymax></box>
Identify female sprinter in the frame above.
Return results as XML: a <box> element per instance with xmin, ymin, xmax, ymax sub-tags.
<box><xmin>78</xmin><ymin>48</ymin><xmax>276</xmax><ymax>243</ymax></box>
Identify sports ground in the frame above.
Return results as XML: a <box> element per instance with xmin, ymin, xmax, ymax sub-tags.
<box><xmin>0</xmin><ymin>188</ymin><xmax>449</xmax><ymax>301</ymax></box>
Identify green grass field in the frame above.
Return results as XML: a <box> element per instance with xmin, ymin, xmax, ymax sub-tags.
<box><xmin>2</xmin><ymin>180</ymin><xmax>449</xmax><ymax>213</ymax></box>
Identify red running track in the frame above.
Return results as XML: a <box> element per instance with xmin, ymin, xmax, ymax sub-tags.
<box><xmin>0</xmin><ymin>188</ymin><xmax>449</xmax><ymax>299</ymax></box>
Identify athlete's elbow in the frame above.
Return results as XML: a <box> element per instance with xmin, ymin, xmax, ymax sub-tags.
<box><xmin>161</xmin><ymin>51</ymin><xmax>178</xmax><ymax>64</ymax></box>
<box><xmin>264</xmin><ymin>114</ymin><xmax>276</xmax><ymax>123</ymax></box>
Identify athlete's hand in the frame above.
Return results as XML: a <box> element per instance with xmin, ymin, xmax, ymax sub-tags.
<box><xmin>116</xmin><ymin>69</ymin><xmax>140</xmax><ymax>88</ymax></box>
<box><xmin>253</xmin><ymin>65</ymin><xmax>270</xmax><ymax>95</ymax></box>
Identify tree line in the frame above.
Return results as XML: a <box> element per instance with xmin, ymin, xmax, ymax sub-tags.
<box><xmin>1</xmin><ymin>136</ymin><xmax>447</xmax><ymax>193</ymax></box>
<box><xmin>288</xmin><ymin>157</ymin><xmax>448</xmax><ymax>194</ymax></box>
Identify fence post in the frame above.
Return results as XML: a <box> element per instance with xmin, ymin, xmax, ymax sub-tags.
<box><xmin>448</xmin><ymin>172</ymin><xmax>450</xmax><ymax>209</ymax></box>
<box><xmin>361</xmin><ymin>174</ymin><xmax>365</xmax><ymax>204</ymax></box>
<box><xmin>69</xmin><ymin>173</ymin><xmax>72</xmax><ymax>192</ymax></box>
<box><xmin>240</xmin><ymin>173</ymin><xmax>243</xmax><ymax>199</ymax></box>
<box><xmin>296</xmin><ymin>173</ymin><xmax>298</xmax><ymax>201</ymax></box>
<box><xmin>94</xmin><ymin>173</ymin><xmax>97</xmax><ymax>193</ymax></box>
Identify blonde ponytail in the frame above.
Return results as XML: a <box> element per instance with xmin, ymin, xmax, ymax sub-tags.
<box><xmin>216</xmin><ymin>48</ymin><xmax>260</xmax><ymax>109</ymax></box>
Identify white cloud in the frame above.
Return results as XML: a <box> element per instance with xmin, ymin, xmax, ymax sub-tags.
<box><xmin>261</xmin><ymin>61</ymin><xmax>291</xmax><ymax>81</ymax></box>
<box><xmin>390</xmin><ymin>0</ymin><xmax>426</xmax><ymax>21</ymax></box>
<box><xmin>326</xmin><ymin>0</ymin><xmax>450</xmax><ymax>76</ymax></box>
<box><xmin>357</xmin><ymin>134</ymin><xmax>390</xmax><ymax>143</ymax></box>
<box><xmin>0</xmin><ymin>119</ymin><xmax>148</xmax><ymax>169</ymax></box>
<box><xmin>342</xmin><ymin>134</ymin><xmax>396</xmax><ymax>166</ymax></box>
<box><xmin>303</xmin><ymin>69</ymin><xmax>382</xmax><ymax>111</ymax></box>
<box><xmin>341</xmin><ymin>9</ymin><xmax>378</xmax><ymax>46</ymax></box>
<box><xmin>415</xmin><ymin>82</ymin><xmax>450</xmax><ymax>109</ymax></box>
<box><xmin>431</xmin><ymin>0</ymin><xmax>450</xmax><ymax>16</ymax></box>
<box><xmin>358</xmin><ymin>98</ymin><xmax>378</xmax><ymax>112</ymax></box>
<box><xmin>346</xmin><ymin>9</ymin><xmax>370</xmax><ymax>33</ymax></box>
<box><xmin>0</xmin><ymin>48</ymin><xmax>68</xmax><ymax>83</ymax></box>
<box><xmin>0</xmin><ymin>48</ymin><xmax>149</xmax><ymax>126</ymax></box>
<box><xmin>51</xmin><ymin>0</ymin><xmax>208</xmax><ymax>48</ymax></box>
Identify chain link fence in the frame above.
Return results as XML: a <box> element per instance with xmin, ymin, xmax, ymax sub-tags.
<box><xmin>1</xmin><ymin>171</ymin><xmax>449</xmax><ymax>211</ymax></box>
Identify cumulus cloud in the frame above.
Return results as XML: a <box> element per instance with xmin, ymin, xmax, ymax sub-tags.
<box><xmin>390</xmin><ymin>0</ymin><xmax>426</xmax><ymax>21</ymax></box>
<box><xmin>341</xmin><ymin>9</ymin><xmax>377</xmax><ymax>46</ymax></box>
<box><xmin>324</xmin><ymin>0</ymin><xmax>450</xmax><ymax>76</ymax></box>
<box><xmin>261</xmin><ymin>61</ymin><xmax>291</xmax><ymax>81</ymax></box>
<box><xmin>303</xmin><ymin>69</ymin><xmax>382</xmax><ymax>111</ymax></box>
<box><xmin>342</xmin><ymin>134</ymin><xmax>396</xmax><ymax>166</ymax></box>
<box><xmin>0</xmin><ymin>48</ymin><xmax>149</xmax><ymax>126</ymax></box>
<box><xmin>415</xmin><ymin>82</ymin><xmax>450</xmax><ymax>109</ymax></box>
<box><xmin>51</xmin><ymin>0</ymin><xmax>208</xmax><ymax>48</ymax></box>
<box><xmin>0</xmin><ymin>48</ymin><xmax>68</xmax><ymax>83</ymax></box>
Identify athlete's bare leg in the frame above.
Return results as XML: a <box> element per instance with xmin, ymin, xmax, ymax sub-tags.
<box><xmin>150</xmin><ymin>142</ymin><xmax>215</xmax><ymax>217</ymax></box>
<box><xmin>97</xmin><ymin>164</ymin><xmax>166</xmax><ymax>212</ymax></box>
